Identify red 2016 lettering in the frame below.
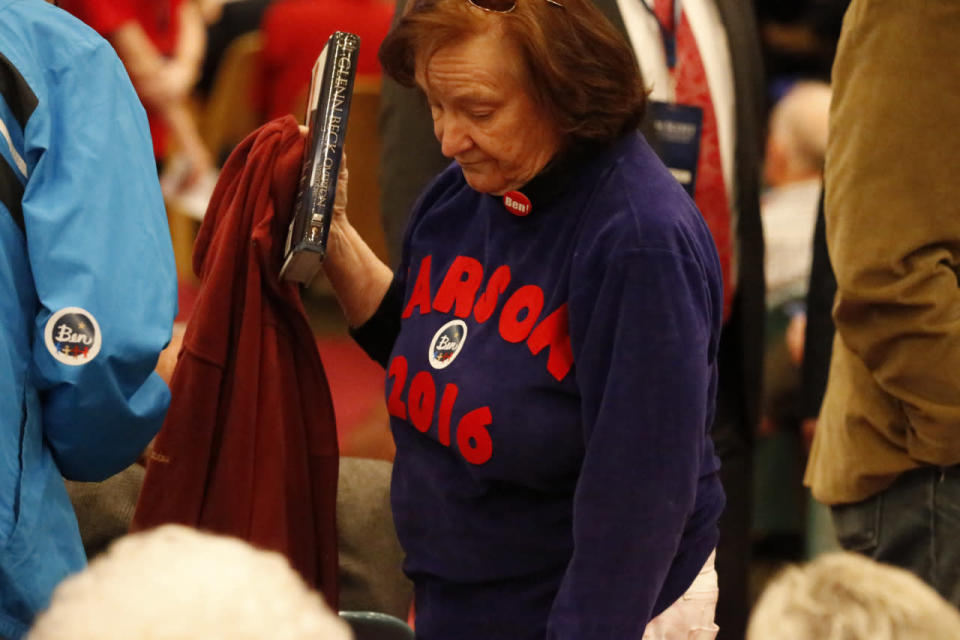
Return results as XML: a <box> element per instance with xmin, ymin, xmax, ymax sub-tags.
<box><xmin>456</xmin><ymin>407</ymin><xmax>493</xmax><ymax>465</ymax></box>
<box><xmin>385</xmin><ymin>356</ymin><xmax>493</xmax><ymax>465</ymax></box>
<box><xmin>407</xmin><ymin>371</ymin><xmax>435</xmax><ymax>433</ymax></box>
<box><xmin>437</xmin><ymin>383</ymin><xmax>457</xmax><ymax>447</ymax></box>
<box><xmin>386</xmin><ymin>356</ymin><xmax>409</xmax><ymax>420</ymax></box>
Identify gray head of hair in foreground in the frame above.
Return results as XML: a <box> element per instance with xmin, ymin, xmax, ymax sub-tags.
<box><xmin>28</xmin><ymin>524</ymin><xmax>352</xmax><ymax>640</ymax></box>
<box><xmin>747</xmin><ymin>551</ymin><xmax>960</xmax><ymax>640</ymax></box>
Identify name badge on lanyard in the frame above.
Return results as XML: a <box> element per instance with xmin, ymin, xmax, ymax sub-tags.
<box><xmin>649</xmin><ymin>101</ymin><xmax>703</xmax><ymax>196</ymax></box>
<box><xmin>643</xmin><ymin>0</ymin><xmax>703</xmax><ymax>196</ymax></box>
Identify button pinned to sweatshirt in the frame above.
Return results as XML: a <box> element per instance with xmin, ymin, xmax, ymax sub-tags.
<box><xmin>502</xmin><ymin>191</ymin><xmax>532</xmax><ymax>216</ymax></box>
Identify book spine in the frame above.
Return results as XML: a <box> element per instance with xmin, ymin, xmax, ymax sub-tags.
<box><xmin>292</xmin><ymin>32</ymin><xmax>360</xmax><ymax>258</ymax></box>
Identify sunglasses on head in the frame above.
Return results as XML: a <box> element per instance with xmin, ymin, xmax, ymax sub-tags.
<box><xmin>467</xmin><ymin>0</ymin><xmax>564</xmax><ymax>12</ymax></box>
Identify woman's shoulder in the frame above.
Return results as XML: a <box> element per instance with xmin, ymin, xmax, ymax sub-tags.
<box><xmin>568</xmin><ymin>136</ymin><xmax>723</xmax><ymax>325</ymax></box>
<box><xmin>579</xmin><ymin>133</ymin><xmax>716</xmax><ymax>260</ymax></box>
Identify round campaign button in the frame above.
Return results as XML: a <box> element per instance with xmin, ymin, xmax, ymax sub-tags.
<box><xmin>502</xmin><ymin>190</ymin><xmax>532</xmax><ymax>216</ymax></box>
<box><xmin>429</xmin><ymin>319</ymin><xmax>468</xmax><ymax>370</ymax></box>
<box><xmin>44</xmin><ymin>307</ymin><xmax>102</xmax><ymax>366</ymax></box>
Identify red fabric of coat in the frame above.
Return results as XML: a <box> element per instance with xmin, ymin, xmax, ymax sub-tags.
<box><xmin>132</xmin><ymin>116</ymin><xmax>339</xmax><ymax>606</ymax></box>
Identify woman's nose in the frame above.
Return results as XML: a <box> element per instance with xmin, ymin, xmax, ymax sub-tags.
<box><xmin>436</xmin><ymin>115</ymin><xmax>472</xmax><ymax>158</ymax></box>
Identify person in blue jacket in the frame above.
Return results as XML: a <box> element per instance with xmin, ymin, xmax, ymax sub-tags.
<box><xmin>0</xmin><ymin>1</ymin><xmax>177</xmax><ymax>637</ymax></box>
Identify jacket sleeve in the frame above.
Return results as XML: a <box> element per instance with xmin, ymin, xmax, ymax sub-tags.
<box><xmin>546</xmin><ymin>247</ymin><xmax>718</xmax><ymax>638</ymax></box>
<box><xmin>824</xmin><ymin>0</ymin><xmax>960</xmax><ymax>465</ymax></box>
<box><xmin>25</xmin><ymin>33</ymin><xmax>177</xmax><ymax>481</ymax></box>
<box><xmin>349</xmin><ymin>275</ymin><xmax>403</xmax><ymax>367</ymax></box>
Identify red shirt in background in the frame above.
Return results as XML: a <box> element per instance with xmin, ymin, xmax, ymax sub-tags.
<box><xmin>60</xmin><ymin>0</ymin><xmax>184</xmax><ymax>157</ymax></box>
<box><xmin>257</xmin><ymin>0</ymin><xmax>394</xmax><ymax>121</ymax></box>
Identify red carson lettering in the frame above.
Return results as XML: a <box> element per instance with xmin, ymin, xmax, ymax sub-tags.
<box><xmin>402</xmin><ymin>255</ymin><xmax>574</xmax><ymax>382</ymax></box>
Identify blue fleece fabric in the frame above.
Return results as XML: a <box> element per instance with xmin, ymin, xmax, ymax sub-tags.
<box><xmin>357</xmin><ymin>131</ymin><xmax>725</xmax><ymax>639</ymax></box>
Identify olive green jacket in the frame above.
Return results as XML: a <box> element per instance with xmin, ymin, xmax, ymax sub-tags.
<box><xmin>805</xmin><ymin>0</ymin><xmax>960</xmax><ymax>504</ymax></box>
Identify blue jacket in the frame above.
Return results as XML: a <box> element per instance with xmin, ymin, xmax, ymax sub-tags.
<box><xmin>0</xmin><ymin>1</ymin><xmax>177</xmax><ymax>636</ymax></box>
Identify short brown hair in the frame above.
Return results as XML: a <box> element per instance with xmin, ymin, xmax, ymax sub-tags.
<box><xmin>379</xmin><ymin>0</ymin><xmax>646</xmax><ymax>144</ymax></box>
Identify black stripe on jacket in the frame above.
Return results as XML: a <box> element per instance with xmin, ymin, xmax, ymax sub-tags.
<box><xmin>0</xmin><ymin>51</ymin><xmax>37</xmax><ymax>232</ymax></box>
<box><xmin>0</xmin><ymin>50</ymin><xmax>38</xmax><ymax>128</ymax></box>
<box><xmin>0</xmin><ymin>155</ymin><xmax>24</xmax><ymax>232</ymax></box>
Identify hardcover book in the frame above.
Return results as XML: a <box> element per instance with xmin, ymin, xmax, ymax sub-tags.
<box><xmin>280</xmin><ymin>31</ymin><xmax>361</xmax><ymax>284</ymax></box>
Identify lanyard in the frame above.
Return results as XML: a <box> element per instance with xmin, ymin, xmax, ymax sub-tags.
<box><xmin>641</xmin><ymin>0</ymin><xmax>683</xmax><ymax>70</ymax></box>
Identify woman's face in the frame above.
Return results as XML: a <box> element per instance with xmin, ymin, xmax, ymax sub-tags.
<box><xmin>415</xmin><ymin>30</ymin><xmax>563</xmax><ymax>195</ymax></box>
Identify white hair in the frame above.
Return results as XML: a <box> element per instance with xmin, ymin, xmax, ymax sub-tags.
<box><xmin>28</xmin><ymin>524</ymin><xmax>353</xmax><ymax>640</ymax></box>
<box><xmin>747</xmin><ymin>552</ymin><xmax>960</xmax><ymax>640</ymax></box>
<box><xmin>768</xmin><ymin>80</ymin><xmax>832</xmax><ymax>177</ymax></box>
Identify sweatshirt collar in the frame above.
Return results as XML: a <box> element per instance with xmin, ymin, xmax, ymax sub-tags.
<box><xmin>494</xmin><ymin>140</ymin><xmax>606</xmax><ymax>213</ymax></box>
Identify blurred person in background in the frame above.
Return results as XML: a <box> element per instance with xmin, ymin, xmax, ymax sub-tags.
<box><xmin>27</xmin><ymin>525</ymin><xmax>352</xmax><ymax>640</ymax></box>
<box><xmin>759</xmin><ymin>80</ymin><xmax>830</xmax><ymax>438</ymax></box>
<box><xmin>754</xmin><ymin>0</ymin><xmax>850</xmax><ymax>86</ymax></box>
<box><xmin>753</xmin><ymin>80</ymin><xmax>830</xmax><ymax>566</ymax></box>
<box><xmin>59</xmin><ymin>0</ymin><xmax>215</xmax><ymax>189</ymax></box>
<box><xmin>762</xmin><ymin>81</ymin><xmax>829</xmax><ymax>299</ymax></box>
<box><xmin>747</xmin><ymin>552</ymin><xmax>960</xmax><ymax>640</ymax></box>
<box><xmin>255</xmin><ymin>0</ymin><xmax>394</xmax><ymax>122</ymax></box>
<box><xmin>0</xmin><ymin>1</ymin><xmax>177</xmax><ymax>637</ymax></box>
<box><xmin>195</xmin><ymin>0</ymin><xmax>273</xmax><ymax>96</ymax></box>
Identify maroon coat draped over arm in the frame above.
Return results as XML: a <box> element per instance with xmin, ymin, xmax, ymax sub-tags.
<box><xmin>133</xmin><ymin>116</ymin><xmax>339</xmax><ymax>607</ymax></box>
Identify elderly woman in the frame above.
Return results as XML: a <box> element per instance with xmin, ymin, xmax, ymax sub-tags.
<box><xmin>323</xmin><ymin>0</ymin><xmax>725</xmax><ymax>637</ymax></box>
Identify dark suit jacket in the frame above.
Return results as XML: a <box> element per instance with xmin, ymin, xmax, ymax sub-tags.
<box><xmin>378</xmin><ymin>0</ymin><xmax>765</xmax><ymax>446</ymax></box>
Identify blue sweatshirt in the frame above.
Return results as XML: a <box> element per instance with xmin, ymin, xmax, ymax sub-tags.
<box><xmin>0</xmin><ymin>2</ymin><xmax>176</xmax><ymax>636</ymax></box>
<box><xmin>355</xmin><ymin>132</ymin><xmax>724</xmax><ymax>639</ymax></box>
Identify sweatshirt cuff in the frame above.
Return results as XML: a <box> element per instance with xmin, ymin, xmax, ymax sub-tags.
<box><xmin>348</xmin><ymin>276</ymin><xmax>403</xmax><ymax>367</ymax></box>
